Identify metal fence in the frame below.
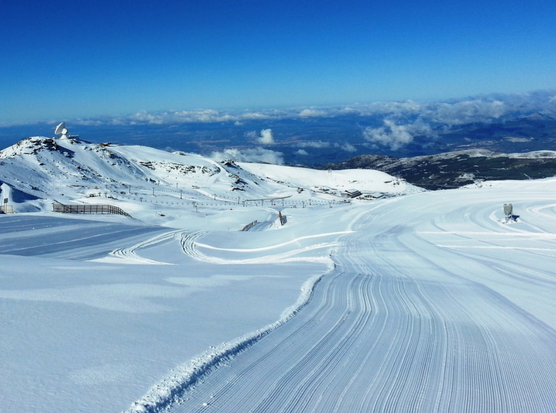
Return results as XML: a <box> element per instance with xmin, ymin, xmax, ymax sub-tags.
<box><xmin>0</xmin><ymin>205</ymin><xmax>14</xmax><ymax>214</ymax></box>
<box><xmin>52</xmin><ymin>204</ymin><xmax>131</xmax><ymax>217</ymax></box>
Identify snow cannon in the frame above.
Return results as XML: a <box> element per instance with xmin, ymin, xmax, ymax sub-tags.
<box><xmin>503</xmin><ymin>203</ymin><xmax>516</xmax><ymax>223</ymax></box>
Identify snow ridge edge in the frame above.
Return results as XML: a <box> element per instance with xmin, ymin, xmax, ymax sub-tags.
<box><xmin>124</xmin><ymin>267</ymin><xmax>332</xmax><ymax>413</ymax></box>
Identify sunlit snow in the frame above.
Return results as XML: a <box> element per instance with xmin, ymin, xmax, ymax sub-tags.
<box><xmin>1</xmin><ymin>136</ymin><xmax>556</xmax><ymax>413</ymax></box>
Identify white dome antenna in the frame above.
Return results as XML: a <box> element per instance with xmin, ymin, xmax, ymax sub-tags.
<box><xmin>55</xmin><ymin>122</ymin><xmax>65</xmax><ymax>135</ymax></box>
<box><xmin>54</xmin><ymin>122</ymin><xmax>75</xmax><ymax>140</ymax></box>
<box><xmin>54</xmin><ymin>122</ymin><xmax>69</xmax><ymax>139</ymax></box>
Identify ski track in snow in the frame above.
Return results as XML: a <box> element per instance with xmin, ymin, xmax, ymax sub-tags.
<box><xmin>195</xmin><ymin>231</ymin><xmax>354</xmax><ymax>253</ymax></box>
<box><xmin>178</xmin><ymin>230</ymin><xmax>207</xmax><ymax>261</ymax></box>
<box><xmin>180</xmin><ymin>231</ymin><xmax>336</xmax><ymax>265</ymax></box>
<box><xmin>124</xmin><ymin>230</ymin><xmax>338</xmax><ymax>412</ymax></box>
<box><xmin>97</xmin><ymin>230</ymin><xmax>181</xmax><ymax>265</ymax></box>
<box><xmin>127</xmin><ymin>194</ymin><xmax>556</xmax><ymax>413</ymax></box>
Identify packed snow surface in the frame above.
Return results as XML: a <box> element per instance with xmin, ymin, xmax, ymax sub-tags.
<box><xmin>1</xmin><ymin>136</ymin><xmax>556</xmax><ymax>412</ymax></box>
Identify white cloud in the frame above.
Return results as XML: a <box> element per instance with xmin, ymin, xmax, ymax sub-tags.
<box><xmin>297</xmin><ymin>140</ymin><xmax>330</xmax><ymax>148</ymax></box>
<box><xmin>295</xmin><ymin>149</ymin><xmax>309</xmax><ymax>155</ymax></box>
<box><xmin>72</xmin><ymin>119</ymin><xmax>104</xmax><ymax>126</ymax></box>
<box><xmin>85</xmin><ymin>109</ymin><xmax>273</xmax><ymax>126</ymax></box>
<box><xmin>211</xmin><ymin>148</ymin><xmax>284</xmax><ymax>165</ymax></box>
<box><xmin>130</xmin><ymin>110</ymin><xmax>165</xmax><ymax>124</ymax></box>
<box><xmin>59</xmin><ymin>89</ymin><xmax>556</xmax><ymax>131</ymax></box>
<box><xmin>257</xmin><ymin>129</ymin><xmax>275</xmax><ymax>145</ymax></box>
<box><xmin>363</xmin><ymin>118</ymin><xmax>433</xmax><ymax>150</ymax></box>
<box><xmin>239</xmin><ymin>112</ymin><xmax>269</xmax><ymax>120</ymax></box>
<box><xmin>334</xmin><ymin>143</ymin><xmax>357</xmax><ymax>152</ymax></box>
<box><xmin>299</xmin><ymin>109</ymin><xmax>326</xmax><ymax>117</ymax></box>
<box><xmin>425</xmin><ymin>100</ymin><xmax>507</xmax><ymax>125</ymax></box>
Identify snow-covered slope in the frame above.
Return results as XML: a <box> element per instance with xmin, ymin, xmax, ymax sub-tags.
<box><xmin>237</xmin><ymin>162</ymin><xmax>416</xmax><ymax>195</ymax></box>
<box><xmin>2</xmin><ymin>135</ymin><xmax>556</xmax><ymax>413</ymax></box>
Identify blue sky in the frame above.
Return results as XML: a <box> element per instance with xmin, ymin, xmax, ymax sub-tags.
<box><xmin>2</xmin><ymin>0</ymin><xmax>555</xmax><ymax>124</ymax></box>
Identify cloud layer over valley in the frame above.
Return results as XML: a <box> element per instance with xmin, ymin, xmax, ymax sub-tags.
<box><xmin>45</xmin><ymin>89</ymin><xmax>554</xmax><ymax>129</ymax></box>
<box><xmin>1</xmin><ymin>89</ymin><xmax>555</xmax><ymax>167</ymax></box>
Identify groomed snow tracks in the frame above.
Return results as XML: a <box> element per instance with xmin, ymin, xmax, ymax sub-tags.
<box><xmin>179</xmin><ymin>231</ymin><xmax>206</xmax><ymax>260</ymax></box>
<box><xmin>161</xmin><ymin>210</ymin><xmax>556</xmax><ymax>413</ymax></box>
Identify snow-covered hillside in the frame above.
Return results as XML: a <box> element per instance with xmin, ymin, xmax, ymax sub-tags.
<box><xmin>1</xmin><ymin>134</ymin><xmax>556</xmax><ymax>413</ymax></box>
<box><xmin>0</xmin><ymin>136</ymin><xmax>419</xmax><ymax>222</ymax></box>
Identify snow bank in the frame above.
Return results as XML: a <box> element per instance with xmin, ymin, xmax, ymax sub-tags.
<box><xmin>125</xmin><ymin>268</ymin><xmax>332</xmax><ymax>413</ymax></box>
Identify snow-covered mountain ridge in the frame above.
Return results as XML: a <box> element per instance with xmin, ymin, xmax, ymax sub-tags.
<box><xmin>0</xmin><ymin>136</ymin><xmax>419</xmax><ymax>221</ymax></box>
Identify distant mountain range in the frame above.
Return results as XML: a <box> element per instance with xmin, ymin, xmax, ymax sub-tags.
<box><xmin>324</xmin><ymin>149</ymin><xmax>556</xmax><ymax>190</ymax></box>
<box><xmin>407</xmin><ymin>114</ymin><xmax>556</xmax><ymax>156</ymax></box>
<box><xmin>2</xmin><ymin>110</ymin><xmax>556</xmax><ymax>193</ymax></box>
<box><xmin>3</xmin><ymin>108</ymin><xmax>556</xmax><ymax>169</ymax></box>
